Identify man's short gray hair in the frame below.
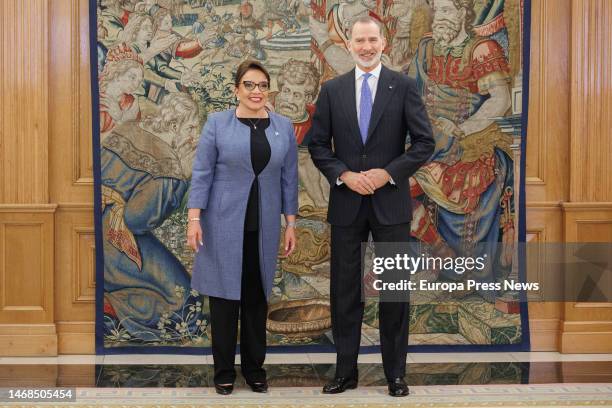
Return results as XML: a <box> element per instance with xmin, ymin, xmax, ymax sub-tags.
<box><xmin>348</xmin><ymin>15</ymin><xmax>384</xmax><ymax>39</ymax></box>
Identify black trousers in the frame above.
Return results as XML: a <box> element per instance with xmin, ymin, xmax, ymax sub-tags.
<box><xmin>208</xmin><ymin>231</ymin><xmax>267</xmax><ymax>385</ymax></box>
<box><xmin>330</xmin><ymin>196</ymin><xmax>411</xmax><ymax>381</ymax></box>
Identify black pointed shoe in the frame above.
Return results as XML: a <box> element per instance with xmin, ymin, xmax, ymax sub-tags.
<box><xmin>387</xmin><ymin>377</ymin><xmax>409</xmax><ymax>397</ymax></box>
<box><xmin>247</xmin><ymin>380</ymin><xmax>268</xmax><ymax>393</ymax></box>
<box><xmin>214</xmin><ymin>383</ymin><xmax>234</xmax><ymax>395</ymax></box>
<box><xmin>322</xmin><ymin>377</ymin><xmax>358</xmax><ymax>394</ymax></box>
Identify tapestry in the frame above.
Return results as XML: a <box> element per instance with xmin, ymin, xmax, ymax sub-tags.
<box><xmin>92</xmin><ymin>0</ymin><xmax>530</xmax><ymax>353</ymax></box>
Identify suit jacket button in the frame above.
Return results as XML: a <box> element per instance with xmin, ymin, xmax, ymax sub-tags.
<box><xmin>361</xmin><ymin>154</ymin><xmax>367</xmax><ymax>159</ymax></box>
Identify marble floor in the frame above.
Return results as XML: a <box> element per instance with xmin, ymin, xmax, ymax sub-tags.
<box><xmin>2</xmin><ymin>352</ymin><xmax>612</xmax><ymax>365</ymax></box>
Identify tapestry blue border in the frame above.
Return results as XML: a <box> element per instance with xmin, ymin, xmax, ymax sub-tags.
<box><xmin>90</xmin><ymin>0</ymin><xmax>105</xmax><ymax>356</ymax></box>
<box><xmin>517</xmin><ymin>0</ymin><xmax>532</xmax><ymax>353</ymax></box>
<box><xmin>91</xmin><ymin>0</ymin><xmax>532</xmax><ymax>355</ymax></box>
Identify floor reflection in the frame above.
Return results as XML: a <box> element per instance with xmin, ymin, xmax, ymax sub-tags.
<box><xmin>95</xmin><ymin>362</ymin><xmax>529</xmax><ymax>387</ymax></box>
<box><xmin>1</xmin><ymin>361</ymin><xmax>610</xmax><ymax>388</ymax></box>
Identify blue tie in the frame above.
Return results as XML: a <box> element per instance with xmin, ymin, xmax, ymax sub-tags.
<box><xmin>359</xmin><ymin>72</ymin><xmax>373</xmax><ymax>144</ymax></box>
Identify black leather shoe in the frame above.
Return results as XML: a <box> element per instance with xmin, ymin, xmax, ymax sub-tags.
<box><xmin>214</xmin><ymin>383</ymin><xmax>234</xmax><ymax>395</ymax></box>
<box><xmin>322</xmin><ymin>377</ymin><xmax>358</xmax><ymax>394</ymax></box>
<box><xmin>247</xmin><ymin>380</ymin><xmax>268</xmax><ymax>393</ymax></box>
<box><xmin>387</xmin><ymin>377</ymin><xmax>409</xmax><ymax>397</ymax></box>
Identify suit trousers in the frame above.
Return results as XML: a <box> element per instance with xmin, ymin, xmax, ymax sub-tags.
<box><xmin>208</xmin><ymin>231</ymin><xmax>267</xmax><ymax>385</ymax></box>
<box><xmin>330</xmin><ymin>196</ymin><xmax>411</xmax><ymax>381</ymax></box>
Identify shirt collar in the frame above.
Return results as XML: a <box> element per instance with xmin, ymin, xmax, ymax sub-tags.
<box><xmin>355</xmin><ymin>62</ymin><xmax>382</xmax><ymax>81</ymax></box>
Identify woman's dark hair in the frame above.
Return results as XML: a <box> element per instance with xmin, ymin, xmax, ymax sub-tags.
<box><xmin>234</xmin><ymin>60</ymin><xmax>271</xmax><ymax>87</ymax></box>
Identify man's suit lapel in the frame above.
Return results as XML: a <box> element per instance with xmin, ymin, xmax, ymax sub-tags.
<box><xmin>366</xmin><ymin>66</ymin><xmax>397</xmax><ymax>143</ymax></box>
<box><xmin>339</xmin><ymin>70</ymin><xmax>362</xmax><ymax>145</ymax></box>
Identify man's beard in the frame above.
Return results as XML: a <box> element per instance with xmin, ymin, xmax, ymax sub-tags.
<box><xmin>350</xmin><ymin>48</ymin><xmax>383</xmax><ymax>68</ymax></box>
<box><xmin>432</xmin><ymin>19</ymin><xmax>461</xmax><ymax>48</ymax></box>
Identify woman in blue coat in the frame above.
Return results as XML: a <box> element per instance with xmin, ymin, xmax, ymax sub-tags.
<box><xmin>186</xmin><ymin>60</ymin><xmax>298</xmax><ymax>395</ymax></box>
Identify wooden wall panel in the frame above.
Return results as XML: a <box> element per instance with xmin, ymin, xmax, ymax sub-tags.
<box><xmin>525</xmin><ymin>204</ymin><xmax>563</xmax><ymax>351</ymax></box>
<box><xmin>0</xmin><ymin>0</ymin><xmax>57</xmax><ymax>356</ymax></box>
<box><xmin>73</xmin><ymin>227</ymin><xmax>96</xmax><ymax>304</ymax></box>
<box><xmin>558</xmin><ymin>0</ymin><xmax>612</xmax><ymax>352</ymax></box>
<box><xmin>3</xmin><ymin>224</ymin><xmax>44</xmax><ymax>309</ymax></box>
<box><xmin>0</xmin><ymin>0</ymin><xmax>49</xmax><ymax>204</ymax></box>
<box><xmin>49</xmin><ymin>0</ymin><xmax>96</xmax><ymax>352</ymax></box>
<box><xmin>0</xmin><ymin>207</ymin><xmax>55</xmax><ymax>322</ymax></box>
<box><xmin>49</xmin><ymin>0</ymin><xmax>95</xmax><ymax>204</ymax></box>
<box><xmin>0</xmin><ymin>206</ymin><xmax>57</xmax><ymax>355</ymax></box>
<box><xmin>524</xmin><ymin>0</ymin><xmax>570</xmax><ymax>350</ymax></box>
<box><xmin>55</xmin><ymin>205</ymin><xmax>95</xmax><ymax>354</ymax></box>
<box><xmin>569</xmin><ymin>0</ymin><xmax>612</xmax><ymax>202</ymax></box>
<box><xmin>54</xmin><ymin>203</ymin><xmax>96</xmax><ymax>353</ymax></box>
<box><xmin>55</xmin><ymin>205</ymin><xmax>95</xmax><ymax>322</ymax></box>
<box><xmin>561</xmin><ymin>204</ymin><xmax>612</xmax><ymax>352</ymax></box>
<box><xmin>524</xmin><ymin>0</ymin><xmax>612</xmax><ymax>353</ymax></box>
<box><xmin>524</xmin><ymin>0</ymin><xmax>570</xmax><ymax>203</ymax></box>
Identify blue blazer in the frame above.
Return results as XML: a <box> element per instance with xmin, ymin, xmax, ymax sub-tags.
<box><xmin>187</xmin><ymin>109</ymin><xmax>298</xmax><ymax>300</ymax></box>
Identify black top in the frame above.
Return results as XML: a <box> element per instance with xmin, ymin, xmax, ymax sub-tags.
<box><xmin>238</xmin><ymin>117</ymin><xmax>271</xmax><ymax>231</ymax></box>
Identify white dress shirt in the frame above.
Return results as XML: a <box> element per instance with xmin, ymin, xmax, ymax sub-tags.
<box><xmin>337</xmin><ymin>63</ymin><xmax>394</xmax><ymax>186</ymax></box>
<box><xmin>355</xmin><ymin>62</ymin><xmax>382</xmax><ymax>122</ymax></box>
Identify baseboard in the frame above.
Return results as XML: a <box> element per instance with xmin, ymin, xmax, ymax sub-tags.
<box><xmin>0</xmin><ymin>324</ymin><xmax>58</xmax><ymax>356</ymax></box>
<box><xmin>57</xmin><ymin>321</ymin><xmax>95</xmax><ymax>354</ymax></box>
<box><xmin>529</xmin><ymin>318</ymin><xmax>561</xmax><ymax>351</ymax></box>
<box><xmin>561</xmin><ymin>321</ymin><xmax>612</xmax><ymax>353</ymax></box>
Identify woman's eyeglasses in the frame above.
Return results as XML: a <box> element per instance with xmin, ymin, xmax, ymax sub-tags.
<box><xmin>242</xmin><ymin>81</ymin><xmax>270</xmax><ymax>92</ymax></box>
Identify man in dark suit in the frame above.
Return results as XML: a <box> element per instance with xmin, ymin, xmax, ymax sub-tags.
<box><xmin>307</xmin><ymin>15</ymin><xmax>435</xmax><ymax>397</ymax></box>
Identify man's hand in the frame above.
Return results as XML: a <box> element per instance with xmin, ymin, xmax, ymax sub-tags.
<box><xmin>362</xmin><ymin>168</ymin><xmax>392</xmax><ymax>189</ymax></box>
<box><xmin>340</xmin><ymin>171</ymin><xmax>376</xmax><ymax>195</ymax></box>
